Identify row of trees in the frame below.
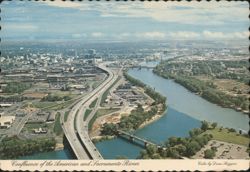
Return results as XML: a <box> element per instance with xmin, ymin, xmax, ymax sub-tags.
<box><xmin>41</xmin><ymin>93</ymin><xmax>71</xmax><ymax>102</ymax></box>
<box><xmin>0</xmin><ymin>136</ymin><xmax>56</xmax><ymax>159</ymax></box>
<box><xmin>2</xmin><ymin>82</ymin><xmax>32</xmax><ymax>94</ymax></box>
<box><xmin>124</xmin><ymin>71</ymin><xmax>166</xmax><ymax>104</ymax></box>
<box><xmin>0</xmin><ymin>95</ymin><xmax>26</xmax><ymax>102</ymax></box>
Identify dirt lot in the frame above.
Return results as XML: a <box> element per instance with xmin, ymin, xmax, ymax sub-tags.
<box><xmin>192</xmin><ymin>140</ymin><xmax>249</xmax><ymax>159</ymax></box>
<box><xmin>90</xmin><ymin>106</ymin><xmax>134</xmax><ymax>138</ymax></box>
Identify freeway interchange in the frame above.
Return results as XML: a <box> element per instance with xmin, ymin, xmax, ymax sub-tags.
<box><xmin>61</xmin><ymin>63</ymin><xmax>118</xmax><ymax>159</ymax></box>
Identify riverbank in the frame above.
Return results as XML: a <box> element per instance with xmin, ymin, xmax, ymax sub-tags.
<box><xmin>153</xmin><ymin>59</ymin><xmax>249</xmax><ymax>114</ymax></box>
<box><xmin>139</xmin><ymin>104</ymin><xmax>166</xmax><ymax>129</ymax></box>
<box><xmin>95</xmin><ymin>68</ymin><xmax>248</xmax><ymax>159</ymax></box>
<box><xmin>153</xmin><ymin>69</ymin><xmax>249</xmax><ymax>115</ymax></box>
<box><xmin>0</xmin><ymin>136</ymin><xmax>56</xmax><ymax>159</ymax></box>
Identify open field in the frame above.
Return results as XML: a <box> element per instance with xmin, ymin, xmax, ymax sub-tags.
<box><xmin>84</xmin><ymin>109</ymin><xmax>92</xmax><ymax>121</ymax></box>
<box><xmin>201</xmin><ymin>127</ymin><xmax>249</xmax><ymax>147</ymax></box>
<box><xmin>89</xmin><ymin>98</ymin><xmax>98</xmax><ymax>108</ymax></box>
<box><xmin>54</xmin><ymin>112</ymin><xmax>63</xmax><ymax>136</ymax></box>
<box><xmin>89</xmin><ymin>108</ymin><xmax>120</xmax><ymax>131</ymax></box>
<box><xmin>22</xmin><ymin>123</ymin><xmax>53</xmax><ymax>133</ymax></box>
<box><xmin>64</xmin><ymin>111</ymin><xmax>70</xmax><ymax>122</ymax></box>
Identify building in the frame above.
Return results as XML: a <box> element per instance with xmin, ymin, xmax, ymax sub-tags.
<box><xmin>47</xmin><ymin>112</ymin><xmax>56</xmax><ymax>122</ymax></box>
<box><xmin>0</xmin><ymin>103</ymin><xmax>12</xmax><ymax>108</ymax></box>
<box><xmin>33</xmin><ymin>128</ymin><xmax>47</xmax><ymax>134</ymax></box>
<box><xmin>0</xmin><ymin>114</ymin><xmax>15</xmax><ymax>129</ymax></box>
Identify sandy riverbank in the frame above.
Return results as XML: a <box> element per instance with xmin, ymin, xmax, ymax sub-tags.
<box><xmin>54</xmin><ymin>143</ymin><xmax>64</xmax><ymax>151</ymax></box>
<box><xmin>90</xmin><ymin>104</ymin><xmax>166</xmax><ymax>139</ymax></box>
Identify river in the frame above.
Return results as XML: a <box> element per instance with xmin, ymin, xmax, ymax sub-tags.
<box><xmin>20</xmin><ymin>62</ymin><xmax>249</xmax><ymax>159</ymax></box>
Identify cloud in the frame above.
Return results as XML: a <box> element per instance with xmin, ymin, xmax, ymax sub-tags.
<box><xmin>202</xmin><ymin>31</ymin><xmax>248</xmax><ymax>39</ymax></box>
<box><xmin>97</xmin><ymin>1</ymin><xmax>248</xmax><ymax>25</ymax></box>
<box><xmin>136</xmin><ymin>32</ymin><xmax>166</xmax><ymax>40</ymax></box>
<box><xmin>91</xmin><ymin>32</ymin><xmax>104</xmax><ymax>38</ymax></box>
<box><xmin>168</xmin><ymin>31</ymin><xmax>200</xmax><ymax>39</ymax></box>
<box><xmin>113</xmin><ymin>31</ymin><xmax>248</xmax><ymax>41</ymax></box>
<box><xmin>41</xmin><ymin>1</ymin><xmax>85</xmax><ymax>9</ymax></box>
<box><xmin>72</xmin><ymin>33</ymin><xmax>87</xmax><ymax>39</ymax></box>
<box><xmin>2</xmin><ymin>23</ymin><xmax>38</xmax><ymax>31</ymax></box>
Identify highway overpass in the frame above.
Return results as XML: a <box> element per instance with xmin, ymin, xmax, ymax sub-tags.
<box><xmin>61</xmin><ymin>63</ymin><xmax>117</xmax><ymax>159</ymax></box>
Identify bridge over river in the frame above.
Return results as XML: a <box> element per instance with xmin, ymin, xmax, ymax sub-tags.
<box><xmin>116</xmin><ymin>130</ymin><xmax>162</xmax><ymax>148</ymax></box>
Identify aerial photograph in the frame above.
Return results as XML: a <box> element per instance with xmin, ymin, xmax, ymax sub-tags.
<box><xmin>0</xmin><ymin>0</ymin><xmax>249</xmax><ymax>163</ymax></box>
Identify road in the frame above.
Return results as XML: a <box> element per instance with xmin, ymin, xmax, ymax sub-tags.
<box><xmin>62</xmin><ymin>63</ymin><xmax>118</xmax><ymax>159</ymax></box>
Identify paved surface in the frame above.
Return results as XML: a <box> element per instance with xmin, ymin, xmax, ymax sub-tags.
<box><xmin>62</xmin><ymin>63</ymin><xmax>118</xmax><ymax>159</ymax></box>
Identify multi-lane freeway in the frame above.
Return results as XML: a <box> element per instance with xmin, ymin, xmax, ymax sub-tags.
<box><xmin>61</xmin><ymin>63</ymin><xmax>118</xmax><ymax>159</ymax></box>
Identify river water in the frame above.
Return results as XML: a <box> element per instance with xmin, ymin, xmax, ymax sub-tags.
<box><xmin>20</xmin><ymin>63</ymin><xmax>248</xmax><ymax>159</ymax></box>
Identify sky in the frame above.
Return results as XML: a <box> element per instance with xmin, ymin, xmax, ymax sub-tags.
<box><xmin>0</xmin><ymin>0</ymin><xmax>249</xmax><ymax>42</ymax></box>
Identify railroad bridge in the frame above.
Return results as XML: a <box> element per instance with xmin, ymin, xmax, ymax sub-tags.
<box><xmin>116</xmin><ymin>130</ymin><xmax>163</xmax><ymax>149</ymax></box>
<box><xmin>131</xmin><ymin>65</ymin><xmax>155</xmax><ymax>69</ymax></box>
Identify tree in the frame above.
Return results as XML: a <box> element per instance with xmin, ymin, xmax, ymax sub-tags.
<box><xmin>146</xmin><ymin>145</ymin><xmax>158</xmax><ymax>156</ymax></box>
<box><xmin>211</xmin><ymin>122</ymin><xmax>217</xmax><ymax>129</ymax></box>
<box><xmin>101</xmin><ymin>123</ymin><xmax>117</xmax><ymax>135</ymax></box>
<box><xmin>204</xmin><ymin>149</ymin><xmax>216</xmax><ymax>159</ymax></box>
<box><xmin>167</xmin><ymin>137</ymin><xmax>178</xmax><ymax>147</ymax></box>
<box><xmin>185</xmin><ymin>141</ymin><xmax>201</xmax><ymax>157</ymax></box>
<box><xmin>201</xmin><ymin>120</ymin><xmax>209</xmax><ymax>131</ymax></box>
<box><xmin>167</xmin><ymin>147</ymin><xmax>179</xmax><ymax>158</ymax></box>
<box><xmin>189</xmin><ymin>128</ymin><xmax>202</xmax><ymax>138</ymax></box>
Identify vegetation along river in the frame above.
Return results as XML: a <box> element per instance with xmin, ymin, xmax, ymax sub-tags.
<box><xmin>21</xmin><ymin>64</ymin><xmax>249</xmax><ymax>159</ymax></box>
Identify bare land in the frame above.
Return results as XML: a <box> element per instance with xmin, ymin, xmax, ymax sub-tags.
<box><xmin>193</xmin><ymin>140</ymin><xmax>249</xmax><ymax>159</ymax></box>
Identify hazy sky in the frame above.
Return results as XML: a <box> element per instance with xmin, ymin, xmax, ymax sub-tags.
<box><xmin>1</xmin><ymin>0</ymin><xmax>249</xmax><ymax>42</ymax></box>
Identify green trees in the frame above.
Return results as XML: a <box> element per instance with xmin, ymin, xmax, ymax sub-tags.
<box><xmin>185</xmin><ymin>141</ymin><xmax>201</xmax><ymax>156</ymax></box>
<box><xmin>189</xmin><ymin>128</ymin><xmax>202</xmax><ymax>138</ymax></box>
<box><xmin>153</xmin><ymin>59</ymin><xmax>249</xmax><ymax>111</ymax></box>
<box><xmin>204</xmin><ymin>149</ymin><xmax>216</xmax><ymax>159</ymax></box>
<box><xmin>211</xmin><ymin>122</ymin><xmax>217</xmax><ymax>129</ymax></box>
<box><xmin>100</xmin><ymin>104</ymin><xmax>160</xmax><ymax>135</ymax></box>
<box><xmin>138</xmin><ymin>145</ymin><xmax>161</xmax><ymax>159</ymax></box>
<box><xmin>42</xmin><ymin>93</ymin><xmax>71</xmax><ymax>102</ymax></box>
<box><xmin>89</xmin><ymin>98</ymin><xmax>98</xmax><ymax>108</ymax></box>
<box><xmin>2</xmin><ymin>82</ymin><xmax>32</xmax><ymax>94</ymax></box>
<box><xmin>0</xmin><ymin>136</ymin><xmax>56</xmax><ymax>159</ymax></box>
<box><xmin>124</xmin><ymin>71</ymin><xmax>167</xmax><ymax>105</ymax></box>
<box><xmin>118</xmin><ymin>105</ymin><xmax>158</xmax><ymax>131</ymax></box>
<box><xmin>54</xmin><ymin>113</ymin><xmax>63</xmax><ymax>135</ymax></box>
<box><xmin>101</xmin><ymin>123</ymin><xmax>117</xmax><ymax>135</ymax></box>
<box><xmin>139</xmin><ymin>120</ymin><xmax>215</xmax><ymax>159</ymax></box>
<box><xmin>201</xmin><ymin>120</ymin><xmax>209</xmax><ymax>131</ymax></box>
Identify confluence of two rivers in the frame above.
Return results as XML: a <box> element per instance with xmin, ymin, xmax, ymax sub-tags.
<box><xmin>20</xmin><ymin>67</ymin><xmax>249</xmax><ymax>159</ymax></box>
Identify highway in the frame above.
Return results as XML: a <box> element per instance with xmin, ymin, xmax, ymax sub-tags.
<box><xmin>62</xmin><ymin>63</ymin><xmax>118</xmax><ymax>159</ymax></box>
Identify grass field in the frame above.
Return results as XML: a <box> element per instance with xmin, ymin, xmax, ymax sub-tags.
<box><xmin>202</xmin><ymin>127</ymin><xmax>249</xmax><ymax>147</ymax></box>
<box><xmin>64</xmin><ymin>111</ymin><xmax>70</xmax><ymax>122</ymax></box>
<box><xmin>33</xmin><ymin>99</ymin><xmax>76</xmax><ymax>111</ymax></box>
<box><xmin>74</xmin><ymin>109</ymin><xmax>79</xmax><ymax>130</ymax></box>
<box><xmin>84</xmin><ymin>109</ymin><xmax>92</xmax><ymax>121</ymax></box>
<box><xmin>89</xmin><ymin>98</ymin><xmax>98</xmax><ymax>108</ymax></box>
<box><xmin>22</xmin><ymin>123</ymin><xmax>53</xmax><ymax>132</ymax></box>
<box><xmin>54</xmin><ymin>112</ymin><xmax>63</xmax><ymax>136</ymax></box>
<box><xmin>32</xmin><ymin>101</ymin><xmax>57</xmax><ymax>109</ymax></box>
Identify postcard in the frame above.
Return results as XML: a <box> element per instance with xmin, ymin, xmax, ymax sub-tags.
<box><xmin>0</xmin><ymin>0</ymin><xmax>249</xmax><ymax>171</ymax></box>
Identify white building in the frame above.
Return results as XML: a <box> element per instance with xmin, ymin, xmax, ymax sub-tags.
<box><xmin>0</xmin><ymin>114</ymin><xmax>15</xmax><ymax>129</ymax></box>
